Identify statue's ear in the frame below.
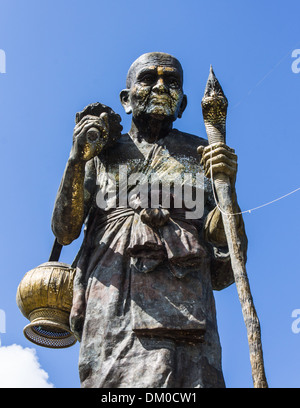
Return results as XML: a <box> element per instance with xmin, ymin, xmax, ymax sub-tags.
<box><xmin>120</xmin><ymin>89</ymin><xmax>132</xmax><ymax>114</ymax></box>
<box><xmin>178</xmin><ymin>94</ymin><xmax>187</xmax><ymax>118</ymax></box>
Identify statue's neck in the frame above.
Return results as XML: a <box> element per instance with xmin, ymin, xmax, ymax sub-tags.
<box><xmin>129</xmin><ymin>116</ymin><xmax>173</xmax><ymax>143</ymax></box>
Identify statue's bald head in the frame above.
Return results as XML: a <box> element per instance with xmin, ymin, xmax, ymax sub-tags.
<box><xmin>121</xmin><ymin>52</ymin><xmax>187</xmax><ymax>121</ymax></box>
<box><xmin>126</xmin><ymin>52</ymin><xmax>184</xmax><ymax>89</ymax></box>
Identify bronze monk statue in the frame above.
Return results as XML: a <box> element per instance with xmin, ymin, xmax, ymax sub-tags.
<box><xmin>51</xmin><ymin>52</ymin><xmax>247</xmax><ymax>388</ymax></box>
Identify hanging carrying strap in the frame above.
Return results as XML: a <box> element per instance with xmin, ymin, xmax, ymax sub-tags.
<box><xmin>48</xmin><ymin>238</ymin><xmax>63</xmax><ymax>262</ymax></box>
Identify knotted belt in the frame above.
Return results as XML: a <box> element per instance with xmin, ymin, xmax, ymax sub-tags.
<box><xmin>98</xmin><ymin>200</ymin><xmax>207</xmax><ymax>278</ymax></box>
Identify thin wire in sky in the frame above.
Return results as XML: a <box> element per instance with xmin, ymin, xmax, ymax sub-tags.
<box><xmin>209</xmin><ymin>148</ymin><xmax>300</xmax><ymax>216</ymax></box>
<box><xmin>232</xmin><ymin>46</ymin><xmax>298</xmax><ymax>110</ymax></box>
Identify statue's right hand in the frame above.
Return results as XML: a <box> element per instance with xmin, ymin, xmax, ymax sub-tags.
<box><xmin>70</xmin><ymin>112</ymin><xmax>110</xmax><ymax>162</ymax></box>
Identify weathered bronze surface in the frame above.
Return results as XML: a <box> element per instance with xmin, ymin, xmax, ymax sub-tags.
<box><xmin>47</xmin><ymin>52</ymin><xmax>248</xmax><ymax>387</ymax></box>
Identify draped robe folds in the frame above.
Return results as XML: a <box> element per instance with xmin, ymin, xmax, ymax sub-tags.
<box><xmin>71</xmin><ymin>129</ymin><xmax>235</xmax><ymax>388</ymax></box>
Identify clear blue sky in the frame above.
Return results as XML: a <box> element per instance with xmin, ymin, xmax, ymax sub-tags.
<box><xmin>0</xmin><ymin>0</ymin><xmax>299</xmax><ymax>388</ymax></box>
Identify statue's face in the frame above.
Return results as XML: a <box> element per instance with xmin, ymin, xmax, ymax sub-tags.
<box><xmin>121</xmin><ymin>56</ymin><xmax>187</xmax><ymax>121</ymax></box>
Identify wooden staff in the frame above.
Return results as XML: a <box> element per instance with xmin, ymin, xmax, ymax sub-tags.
<box><xmin>201</xmin><ymin>66</ymin><xmax>268</xmax><ymax>388</ymax></box>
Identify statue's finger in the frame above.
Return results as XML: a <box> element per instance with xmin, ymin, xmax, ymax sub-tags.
<box><xmin>197</xmin><ymin>145</ymin><xmax>205</xmax><ymax>155</ymax></box>
<box><xmin>204</xmin><ymin>143</ymin><xmax>235</xmax><ymax>155</ymax></box>
<box><xmin>205</xmin><ymin>162</ymin><xmax>237</xmax><ymax>178</ymax></box>
<box><xmin>74</xmin><ymin>116</ymin><xmax>106</xmax><ymax>134</ymax></box>
<box><xmin>203</xmin><ymin>147</ymin><xmax>237</xmax><ymax>164</ymax></box>
<box><xmin>100</xmin><ymin>112</ymin><xmax>109</xmax><ymax>129</ymax></box>
<box><xmin>76</xmin><ymin>121</ymin><xmax>107</xmax><ymax>137</ymax></box>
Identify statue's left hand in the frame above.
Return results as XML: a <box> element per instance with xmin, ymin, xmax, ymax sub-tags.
<box><xmin>197</xmin><ymin>142</ymin><xmax>237</xmax><ymax>189</ymax></box>
<box><xmin>199</xmin><ymin>143</ymin><xmax>246</xmax><ymax>248</ymax></box>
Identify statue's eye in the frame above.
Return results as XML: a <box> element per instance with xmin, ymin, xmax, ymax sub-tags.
<box><xmin>139</xmin><ymin>73</ymin><xmax>155</xmax><ymax>84</ymax></box>
<box><xmin>167</xmin><ymin>76</ymin><xmax>180</xmax><ymax>88</ymax></box>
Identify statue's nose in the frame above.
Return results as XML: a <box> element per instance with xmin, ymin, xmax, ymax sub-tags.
<box><xmin>152</xmin><ymin>78</ymin><xmax>167</xmax><ymax>93</ymax></box>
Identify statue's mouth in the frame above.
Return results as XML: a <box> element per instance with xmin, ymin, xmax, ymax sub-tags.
<box><xmin>149</xmin><ymin>95</ymin><xmax>171</xmax><ymax>105</ymax></box>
